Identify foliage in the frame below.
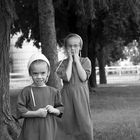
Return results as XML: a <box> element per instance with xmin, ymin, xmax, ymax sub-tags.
<box><xmin>12</xmin><ymin>0</ymin><xmax>95</xmax><ymax>47</ymax></box>
<box><xmin>103</xmin><ymin>0</ymin><xmax>140</xmax><ymax>43</ymax></box>
<box><xmin>124</xmin><ymin>40</ymin><xmax>140</xmax><ymax>65</ymax></box>
<box><xmin>0</xmin><ymin>0</ymin><xmax>17</xmax><ymax>20</ymax></box>
<box><xmin>105</xmin><ymin>38</ymin><xmax>126</xmax><ymax>65</ymax></box>
<box><xmin>54</xmin><ymin>0</ymin><xmax>95</xmax><ymax>45</ymax></box>
<box><xmin>12</xmin><ymin>0</ymin><xmax>39</xmax><ymax>47</ymax></box>
<box><xmin>11</xmin><ymin>0</ymin><xmax>140</xmax><ymax>64</ymax></box>
<box><xmin>91</xmin><ymin>0</ymin><xmax>140</xmax><ymax>63</ymax></box>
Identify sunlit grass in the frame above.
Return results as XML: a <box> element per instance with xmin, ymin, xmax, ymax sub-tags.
<box><xmin>91</xmin><ymin>85</ymin><xmax>140</xmax><ymax>140</ymax></box>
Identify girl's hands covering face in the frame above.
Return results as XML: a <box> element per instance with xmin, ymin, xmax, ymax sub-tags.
<box><xmin>72</xmin><ymin>48</ymin><xmax>80</xmax><ymax>63</ymax></box>
<box><xmin>66</xmin><ymin>37</ymin><xmax>81</xmax><ymax>62</ymax></box>
<box><xmin>67</xmin><ymin>48</ymin><xmax>73</xmax><ymax>62</ymax></box>
<box><xmin>67</xmin><ymin>47</ymin><xmax>80</xmax><ymax>63</ymax></box>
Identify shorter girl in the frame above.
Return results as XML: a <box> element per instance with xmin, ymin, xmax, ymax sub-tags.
<box><xmin>17</xmin><ymin>53</ymin><xmax>63</xmax><ymax>140</ymax></box>
<box><xmin>56</xmin><ymin>33</ymin><xmax>93</xmax><ymax>140</ymax></box>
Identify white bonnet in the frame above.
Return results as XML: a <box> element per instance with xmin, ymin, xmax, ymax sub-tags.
<box><xmin>64</xmin><ymin>33</ymin><xmax>83</xmax><ymax>49</ymax></box>
<box><xmin>27</xmin><ymin>53</ymin><xmax>50</xmax><ymax>70</ymax></box>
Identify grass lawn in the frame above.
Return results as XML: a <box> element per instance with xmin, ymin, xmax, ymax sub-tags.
<box><xmin>10</xmin><ymin>84</ymin><xmax>140</xmax><ymax>140</ymax></box>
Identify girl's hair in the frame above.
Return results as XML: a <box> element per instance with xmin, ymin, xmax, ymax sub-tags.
<box><xmin>29</xmin><ymin>60</ymin><xmax>50</xmax><ymax>76</ymax></box>
<box><xmin>64</xmin><ymin>33</ymin><xmax>83</xmax><ymax>49</ymax></box>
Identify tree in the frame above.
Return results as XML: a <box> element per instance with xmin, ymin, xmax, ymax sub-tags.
<box><xmin>12</xmin><ymin>0</ymin><xmax>61</xmax><ymax>89</ymax></box>
<box><xmin>54</xmin><ymin>0</ymin><xmax>97</xmax><ymax>87</ymax></box>
<box><xmin>55</xmin><ymin>0</ymin><xmax>140</xmax><ymax>86</ymax></box>
<box><xmin>12</xmin><ymin>0</ymin><xmax>97</xmax><ymax>87</ymax></box>
<box><xmin>0</xmin><ymin>0</ymin><xmax>19</xmax><ymax>139</ymax></box>
<box><xmin>12</xmin><ymin>0</ymin><xmax>140</xmax><ymax>87</ymax></box>
<box><xmin>124</xmin><ymin>40</ymin><xmax>140</xmax><ymax>65</ymax></box>
<box><xmin>0</xmin><ymin>0</ymin><xmax>61</xmax><ymax>139</ymax></box>
<box><xmin>38</xmin><ymin>0</ymin><xmax>61</xmax><ymax>89</ymax></box>
<box><xmin>90</xmin><ymin>0</ymin><xmax>140</xmax><ymax>84</ymax></box>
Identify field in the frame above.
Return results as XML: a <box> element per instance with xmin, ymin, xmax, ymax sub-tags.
<box><xmin>10</xmin><ymin>83</ymin><xmax>140</xmax><ymax>140</ymax></box>
<box><xmin>91</xmin><ymin>84</ymin><xmax>140</xmax><ymax>140</ymax></box>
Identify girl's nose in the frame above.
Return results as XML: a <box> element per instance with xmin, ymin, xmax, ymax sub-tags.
<box><xmin>71</xmin><ymin>46</ymin><xmax>75</xmax><ymax>50</ymax></box>
<box><xmin>37</xmin><ymin>73</ymin><xmax>42</xmax><ymax>78</ymax></box>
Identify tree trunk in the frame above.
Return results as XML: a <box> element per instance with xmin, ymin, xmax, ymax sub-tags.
<box><xmin>97</xmin><ymin>45</ymin><xmax>107</xmax><ymax>84</ymax></box>
<box><xmin>89</xmin><ymin>55</ymin><xmax>97</xmax><ymax>88</ymax></box>
<box><xmin>88</xmin><ymin>40</ymin><xmax>97</xmax><ymax>88</ymax></box>
<box><xmin>38</xmin><ymin>0</ymin><xmax>61</xmax><ymax>89</ymax></box>
<box><xmin>0</xmin><ymin>1</ymin><xmax>19</xmax><ymax>139</ymax></box>
<box><xmin>77</xmin><ymin>26</ymin><xmax>89</xmax><ymax>57</ymax></box>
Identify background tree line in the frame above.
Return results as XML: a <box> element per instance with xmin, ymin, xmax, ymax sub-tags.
<box><xmin>12</xmin><ymin>0</ymin><xmax>140</xmax><ymax>87</ymax></box>
<box><xmin>1</xmin><ymin>0</ymin><xmax>140</xmax><ymax>139</ymax></box>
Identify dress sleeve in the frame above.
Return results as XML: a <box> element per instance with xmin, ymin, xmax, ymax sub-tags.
<box><xmin>16</xmin><ymin>88</ymin><xmax>29</xmax><ymax>119</ymax></box>
<box><xmin>54</xmin><ymin>90</ymin><xmax>64</xmax><ymax>117</ymax></box>
<box><xmin>82</xmin><ymin>57</ymin><xmax>92</xmax><ymax>80</ymax></box>
<box><xmin>56</xmin><ymin>60</ymin><xmax>68</xmax><ymax>81</ymax></box>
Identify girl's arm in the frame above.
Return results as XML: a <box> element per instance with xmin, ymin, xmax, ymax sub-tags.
<box><xmin>75</xmin><ymin>58</ymin><xmax>87</xmax><ymax>81</ymax></box>
<box><xmin>73</xmin><ymin>50</ymin><xmax>87</xmax><ymax>81</ymax></box>
<box><xmin>22</xmin><ymin>108</ymin><xmax>48</xmax><ymax>118</ymax></box>
<box><xmin>56</xmin><ymin>51</ymin><xmax>73</xmax><ymax>82</ymax></box>
<box><xmin>65</xmin><ymin>51</ymin><xmax>73</xmax><ymax>81</ymax></box>
<box><xmin>17</xmin><ymin>88</ymin><xmax>48</xmax><ymax>118</ymax></box>
<box><xmin>65</xmin><ymin>58</ymin><xmax>73</xmax><ymax>81</ymax></box>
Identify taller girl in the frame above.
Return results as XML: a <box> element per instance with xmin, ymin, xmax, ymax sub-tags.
<box><xmin>56</xmin><ymin>33</ymin><xmax>93</xmax><ymax>140</ymax></box>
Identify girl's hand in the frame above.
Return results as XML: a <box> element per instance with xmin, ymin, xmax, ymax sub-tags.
<box><xmin>73</xmin><ymin>49</ymin><xmax>80</xmax><ymax>63</ymax></box>
<box><xmin>36</xmin><ymin>108</ymin><xmax>48</xmax><ymax>117</ymax></box>
<box><xmin>46</xmin><ymin>105</ymin><xmax>60</xmax><ymax>115</ymax></box>
<box><xmin>67</xmin><ymin>48</ymin><xmax>73</xmax><ymax>62</ymax></box>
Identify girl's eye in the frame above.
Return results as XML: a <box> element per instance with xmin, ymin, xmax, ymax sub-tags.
<box><xmin>32</xmin><ymin>73</ymin><xmax>38</xmax><ymax>76</ymax></box>
<box><xmin>67</xmin><ymin>44</ymin><xmax>80</xmax><ymax>48</ymax></box>
<box><xmin>41</xmin><ymin>72</ymin><xmax>46</xmax><ymax>75</ymax></box>
<box><xmin>33</xmin><ymin>72</ymin><xmax>38</xmax><ymax>75</ymax></box>
<box><xmin>32</xmin><ymin>72</ymin><xmax>46</xmax><ymax>76</ymax></box>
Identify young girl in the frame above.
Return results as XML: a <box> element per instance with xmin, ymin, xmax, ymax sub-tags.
<box><xmin>17</xmin><ymin>53</ymin><xmax>63</xmax><ymax>140</ymax></box>
<box><xmin>56</xmin><ymin>33</ymin><xmax>93</xmax><ymax>140</ymax></box>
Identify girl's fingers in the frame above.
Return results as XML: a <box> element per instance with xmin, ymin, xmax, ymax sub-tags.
<box><xmin>46</xmin><ymin>105</ymin><xmax>50</xmax><ymax>109</ymax></box>
<box><xmin>46</xmin><ymin>105</ymin><xmax>53</xmax><ymax>111</ymax></box>
<box><xmin>75</xmin><ymin>48</ymin><xmax>79</xmax><ymax>54</ymax></box>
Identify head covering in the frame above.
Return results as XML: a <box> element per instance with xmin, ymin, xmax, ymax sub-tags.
<box><xmin>27</xmin><ymin>53</ymin><xmax>50</xmax><ymax>72</ymax></box>
<box><xmin>64</xmin><ymin>33</ymin><xmax>83</xmax><ymax>49</ymax></box>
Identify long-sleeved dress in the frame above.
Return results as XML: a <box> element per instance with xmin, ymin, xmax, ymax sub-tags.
<box><xmin>56</xmin><ymin>57</ymin><xmax>93</xmax><ymax>140</ymax></box>
<box><xmin>17</xmin><ymin>85</ymin><xmax>63</xmax><ymax>140</ymax></box>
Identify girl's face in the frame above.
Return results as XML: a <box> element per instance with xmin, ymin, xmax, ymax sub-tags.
<box><xmin>30</xmin><ymin>61</ymin><xmax>49</xmax><ymax>87</ymax></box>
<box><xmin>66</xmin><ymin>37</ymin><xmax>81</xmax><ymax>56</ymax></box>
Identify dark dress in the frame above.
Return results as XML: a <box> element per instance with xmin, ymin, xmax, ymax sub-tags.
<box><xmin>17</xmin><ymin>85</ymin><xmax>63</xmax><ymax>140</ymax></box>
<box><xmin>56</xmin><ymin>57</ymin><xmax>93</xmax><ymax>140</ymax></box>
